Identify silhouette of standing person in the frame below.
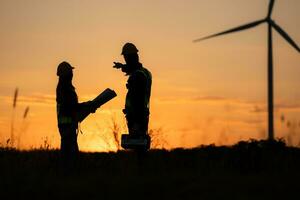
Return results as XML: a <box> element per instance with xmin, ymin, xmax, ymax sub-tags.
<box><xmin>114</xmin><ymin>43</ymin><xmax>152</xmax><ymax>150</ymax></box>
<box><xmin>56</xmin><ymin>61</ymin><xmax>95</xmax><ymax>170</ymax></box>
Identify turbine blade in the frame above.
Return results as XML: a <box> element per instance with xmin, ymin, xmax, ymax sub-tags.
<box><xmin>271</xmin><ymin>21</ymin><xmax>300</xmax><ymax>52</ymax></box>
<box><xmin>193</xmin><ymin>19</ymin><xmax>265</xmax><ymax>42</ymax></box>
<box><xmin>268</xmin><ymin>0</ymin><xmax>275</xmax><ymax>18</ymax></box>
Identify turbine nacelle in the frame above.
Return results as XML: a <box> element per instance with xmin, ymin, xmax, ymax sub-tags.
<box><xmin>194</xmin><ymin>0</ymin><xmax>300</xmax><ymax>52</ymax></box>
<box><xmin>193</xmin><ymin>0</ymin><xmax>299</xmax><ymax>140</ymax></box>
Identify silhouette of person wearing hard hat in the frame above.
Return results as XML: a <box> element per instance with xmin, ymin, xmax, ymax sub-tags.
<box><xmin>114</xmin><ymin>43</ymin><xmax>152</xmax><ymax>149</ymax></box>
<box><xmin>56</xmin><ymin>61</ymin><xmax>96</xmax><ymax>170</ymax></box>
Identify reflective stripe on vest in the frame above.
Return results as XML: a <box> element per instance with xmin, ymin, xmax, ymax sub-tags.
<box><xmin>57</xmin><ymin>103</ymin><xmax>73</xmax><ymax>124</ymax></box>
<box><xmin>58</xmin><ymin>116</ymin><xmax>73</xmax><ymax>124</ymax></box>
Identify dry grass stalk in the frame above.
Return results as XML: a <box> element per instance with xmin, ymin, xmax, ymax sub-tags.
<box><xmin>13</xmin><ymin>88</ymin><xmax>18</xmax><ymax>108</ymax></box>
<box><xmin>10</xmin><ymin>88</ymin><xmax>18</xmax><ymax>147</ymax></box>
<box><xmin>23</xmin><ymin>106</ymin><xmax>29</xmax><ymax>119</ymax></box>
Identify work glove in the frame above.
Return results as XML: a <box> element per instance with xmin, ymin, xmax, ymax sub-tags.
<box><xmin>113</xmin><ymin>62</ymin><xmax>124</xmax><ymax>69</ymax></box>
<box><xmin>113</xmin><ymin>62</ymin><xmax>130</xmax><ymax>75</ymax></box>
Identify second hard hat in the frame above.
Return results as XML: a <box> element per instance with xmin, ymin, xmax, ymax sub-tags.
<box><xmin>57</xmin><ymin>61</ymin><xmax>74</xmax><ymax>77</ymax></box>
<box><xmin>121</xmin><ymin>43</ymin><xmax>139</xmax><ymax>55</ymax></box>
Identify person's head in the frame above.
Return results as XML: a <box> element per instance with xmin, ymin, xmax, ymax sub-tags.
<box><xmin>56</xmin><ymin>61</ymin><xmax>74</xmax><ymax>82</ymax></box>
<box><xmin>121</xmin><ymin>43</ymin><xmax>139</xmax><ymax>66</ymax></box>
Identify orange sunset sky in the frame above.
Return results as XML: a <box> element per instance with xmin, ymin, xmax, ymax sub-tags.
<box><xmin>0</xmin><ymin>0</ymin><xmax>299</xmax><ymax>151</ymax></box>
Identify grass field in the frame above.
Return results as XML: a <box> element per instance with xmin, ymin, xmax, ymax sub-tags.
<box><xmin>1</xmin><ymin>139</ymin><xmax>299</xmax><ymax>200</ymax></box>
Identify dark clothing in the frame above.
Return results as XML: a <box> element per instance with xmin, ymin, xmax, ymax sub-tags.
<box><xmin>56</xmin><ymin>80</ymin><xmax>79</xmax><ymax>128</ymax></box>
<box><xmin>126</xmin><ymin>115</ymin><xmax>149</xmax><ymax>136</ymax></box>
<box><xmin>123</xmin><ymin>63</ymin><xmax>152</xmax><ymax>136</ymax></box>
<box><xmin>58</xmin><ymin>124</ymin><xmax>79</xmax><ymax>162</ymax></box>
<box><xmin>56</xmin><ymin>80</ymin><xmax>81</xmax><ymax>167</ymax></box>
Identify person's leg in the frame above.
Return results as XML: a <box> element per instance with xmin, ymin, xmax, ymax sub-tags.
<box><xmin>70</xmin><ymin>128</ymin><xmax>79</xmax><ymax>160</ymax></box>
<box><xmin>136</xmin><ymin>117</ymin><xmax>149</xmax><ymax>167</ymax></box>
<box><xmin>59</xmin><ymin>125</ymin><xmax>78</xmax><ymax>173</ymax></box>
<box><xmin>68</xmin><ymin>126</ymin><xmax>79</xmax><ymax>171</ymax></box>
<box><xmin>59</xmin><ymin>126</ymin><xmax>69</xmax><ymax>173</ymax></box>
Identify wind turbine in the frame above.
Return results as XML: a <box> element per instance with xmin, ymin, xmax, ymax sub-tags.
<box><xmin>194</xmin><ymin>0</ymin><xmax>300</xmax><ymax>140</ymax></box>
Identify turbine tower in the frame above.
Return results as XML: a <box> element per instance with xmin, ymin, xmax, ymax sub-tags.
<box><xmin>194</xmin><ymin>0</ymin><xmax>300</xmax><ymax>140</ymax></box>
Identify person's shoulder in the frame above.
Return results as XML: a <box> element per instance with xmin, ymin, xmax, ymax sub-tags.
<box><xmin>143</xmin><ymin>67</ymin><xmax>152</xmax><ymax>76</ymax></box>
<box><xmin>138</xmin><ymin>67</ymin><xmax>152</xmax><ymax>81</ymax></box>
<box><xmin>131</xmin><ymin>70</ymin><xmax>146</xmax><ymax>82</ymax></box>
<box><xmin>136</xmin><ymin>67</ymin><xmax>152</xmax><ymax>76</ymax></box>
<box><xmin>57</xmin><ymin>83</ymin><xmax>75</xmax><ymax>93</ymax></box>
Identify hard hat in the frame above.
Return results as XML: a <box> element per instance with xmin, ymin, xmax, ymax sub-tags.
<box><xmin>56</xmin><ymin>61</ymin><xmax>74</xmax><ymax>77</ymax></box>
<box><xmin>121</xmin><ymin>43</ymin><xmax>139</xmax><ymax>55</ymax></box>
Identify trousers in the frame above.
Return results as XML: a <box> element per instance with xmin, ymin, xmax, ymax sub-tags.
<box><xmin>58</xmin><ymin>124</ymin><xmax>79</xmax><ymax>170</ymax></box>
<box><xmin>126</xmin><ymin>115</ymin><xmax>149</xmax><ymax>136</ymax></box>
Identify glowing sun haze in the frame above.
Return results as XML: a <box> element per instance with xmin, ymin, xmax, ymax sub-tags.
<box><xmin>0</xmin><ymin>0</ymin><xmax>300</xmax><ymax>151</ymax></box>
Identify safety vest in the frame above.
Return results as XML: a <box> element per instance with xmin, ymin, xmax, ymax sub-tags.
<box><xmin>57</xmin><ymin>103</ymin><xmax>73</xmax><ymax>124</ymax></box>
<box><xmin>125</xmin><ymin>67</ymin><xmax>152</xmax><ymax>112</ymax></box>
<box><xmin>56</xmin><ymin>83</ymin><xmax>78</xmax><ymax>125</ymax></box>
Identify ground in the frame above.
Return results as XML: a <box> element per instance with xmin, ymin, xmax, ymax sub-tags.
<box><xmin>0</xmin><ymin>140</ymin><xmax>299</xmax><ymax>200</ymax></box>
